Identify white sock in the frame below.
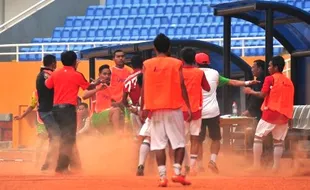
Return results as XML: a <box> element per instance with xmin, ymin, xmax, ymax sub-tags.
<box><xmin>190</xmin><ymin>154</ymin><xmax>198</xmax><ymax>169</ymax></box>
<box><xmin>184</xmin><ymin>148</ymin><xmax>190</xmax><ymax>167</ymax></box>
<box><xmin>253</xmin><ymin>138</ymin><xmax>263</xmax><ymax>167</ymax></box>
<box><xmin>158</xmin><ymin>165</ymin><xmax>167</xmax><ymax>179</ymax></box>
<box><xmin>173</xmin><ymin>163</ymin><xmax>182</xmax><ymax>176</ymax></box>
<box><xmin>273</xmin><ymin>142</ymin><xmax>284</xmax><ymax>170</ymax></box>
<box><xmin>138</xmin><ymin>139</ymin><xmax>150</xmax><ymax>166</ymax></box>
<box><xmin>210</xmin><ymin>154</ymin><xmax>217</xmax><ymax>163</ymax></box>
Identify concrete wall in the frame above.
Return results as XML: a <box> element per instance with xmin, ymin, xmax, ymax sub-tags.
<box><xmin>4</xmin><ymin>0</ymin><xmax>40</xmax><ymax>22</ymax></box>
<box><xmin>0</xmin><ymin>0</ymin><xmax>4</xmax><ymax>24</ymax></box>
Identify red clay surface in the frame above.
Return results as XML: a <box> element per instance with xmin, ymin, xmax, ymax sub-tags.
<box><xmin>1</xmin><ymin>135</ymin><xmax>309</xmax><ymax>190</ymax></box>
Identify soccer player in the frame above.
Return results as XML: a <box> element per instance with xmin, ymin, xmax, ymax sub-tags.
<box><xmin>141</xmin><ymin>34</ymin><xmax>192</xmax><ymax>187</ymax></box>
<box><xmin>196</xmin><ymin>52</ymin><xmax>260</xmax><ymax>174</ymax></box>
<box><xmin>82</xmin><ymin>65</ymin><xmax>112</xmax><ymax>134</ymax></box>
<box><xmin>14</xmin><ymin>90</ymin><xmax>48</xmax><ymax>166</ymax></box>
<box><xmin>244</xmin><ymin>56</ymin><xmax>294</xmax><ymax>172</ymax></box>
<box><xmin>109</xmin><ymin>50</ymin><xmax>132</xmax><ymax>135</ymax></box>
<box><xmin>180</xmin><ymin>48</ymin><xmax>210</xmax><ymax>175</ymax></box>
<box><xmin>122</xmin><ymin>55</ymin><xmax>143</xmax><ymax>138</ymax></box>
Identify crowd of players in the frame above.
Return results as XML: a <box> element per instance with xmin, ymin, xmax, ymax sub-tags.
<box><xmin>15</xmin><ymin>33</ymin><xmax>294</xmax><ymax>187</ymax></box>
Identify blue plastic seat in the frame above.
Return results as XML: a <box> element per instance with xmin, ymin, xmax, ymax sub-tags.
<box><xmin>167</xmin><ymin>0</ymin><xmax>175</xmax><ymax>5</ymax></box>
<box><xmin>192</xmin><ymin>5</ymin><xmax>200</xmax><ymax>14</ymax></box>
<box><xmin>158</xmin><ymin>27</ymin><xmax>167</xmax><ymax>35</ymax></box>
<box><xmin>95</xmin><ymin>28</ymin><xmax>105</xmax><ymax>41</ymax></box>
<box><xmin>105</xmin><ymin>28</ymin><xmax>113</xmax><ymax>41</ymax></box>
<box><xmin>179</xmin><ymin>16</ymin><xmax>188</xmax><ymax>25</ymax></box>
<box><xmin>92</xmin><ymin>17</ymin><xmax>101</xmax><ymax>27</ymax></box>
<box><xmin>115</xmin><ymin>0</ymin><xmax>123</xmax><ymax>5</ymax></box>
<box><xmin>74</xmin><ymin>17</ymin><xmax>84</xmax><ymax>27</ymax></box>
<box><xmin>132</xmin><ymin>0</ymin><xmax>140</xmax><ymax>5</ymax></box>
<box><xmin>139</xmin><ymin>7</ymin><xmax>147</xmax><ymax>15</ymax></box>
<box><xmin>100</xmin><ymin>18</ymin><xmax>109</xmax><ymax>27</ymax></box>
<box><xmin>121</xmin><ymin>7</ymin><xmax>130</xmax><ymax>15</ymax></box>
<box><xmin>144</xmin><ymin>17</ymin><xmax>152</xmax><ymax>26</ymax></box>
<box><xmin>141</xmin><ymin>0</ymin><xmax>150</xmax><ymax>5</ymax></box>
<box><xmin>215</xmin><ymin>25</ymin><xmax>223</xmax><ymax>37</ymax></box>
<box><xmin>165</xmin><ymin>6</ymin><xmax>174</xmax><ymax>15</ymax></box>
<box><xmin>32</xmin><ymin>38</ymin><xmax>43</xmax><ymax>43</ymax></box>
<box><xmin>118</xmin><ymin>17</ymin><xmax>126</xmax><ymax>26</ymax></box>
<box><xmin>83</xmin><ymin>17</ymin><xmax>92</xmax><ymax>27</ymax></box>
<box><xmin>197</xmin><ymin>15</ymin><xmax>207</xmax><ymax>23</ymax></box>
<box><xmin>174</xmin><ymin>5</ymin><xmax>182</xmax><ymax>14</ymax></box>
<box><xmin>191</xmin><ymin>26</ymin><xmax>200</xmax><ymax>38</ymax></box>
<box><xmin>53</xmin><ymin>27</ymin><xmax>63</xmax><ymax>38</ymax></box>
<box><xmin>95</xmin><ymin>6</ymin><xmax>104</xmax><ymax>16</ymax></box>
<box><xmin>113</xmin><ymin>28</ymin><xmax>122</xmax><ymax>41</ymax></box>
<box><xmin>126</xmin><ymin>17</ymin><xmax>134</xmax><ymax>25</ymax></box>
<box><xmin>130</xmin><ymin>7</ymin><xmax>139</xmax><ymax>15</ymax></box>
<box><xmin>124</xmin><ymin>0</ymin><xmax>131</xmax><ymax>5</ymax></box>
<box><xmin>167</xmin><ymin>27</ymin><xmax>175</xmax><ymax>38</ymax></box>
<box><xmin>121</xmin><ymin>28</ymin><xmax>131</xmax><ymax>41</ymax></box>
<box><xmin>175</xmin><ymin>27</ymin><xmax>184</xmax><ymax>39</ymax></box>
<box><xmin>106</xmin><ymin>0</ymin><xmax>115</xmax><ymax>6</ymax></box>
<box><xmin>134</xmin><ymin>17</ymin><xmax>143</xmax><ymax>26</ymax></box>
<box><xmin>104</xmin><ymin>8</ymin><xmax>112</xmax><ymax>16</ymax></box>
<box><xmin>170</xmin><ymin>16</ymin><xmax>178</xmax><ymax>25</ymax></box>
<box><xmin>189</xmin><ymin>15</ymin><xmax>197</xmax><ymax>24</ymax></box>
<box><xmin>183</xmin><ymin>5</ymin><xmax>191</xmax><ymax>14</ymax></box>
<box><xmin>109</xmin><ymin>18</ymin><xmax>118</xmax><ymax>27</ymax></box>
<box><xmin>65</xmin><ymin>16</ymin><xmax>75</xmax><ymax>27</ymax></box>
<box><xmin>147</xmin><ymin>6</ymin><xmax>156</xmax><ymax>15</ymax></box>
<box><xmin>130</xmin><ymin>27</ymin><xmax>140</xmax><ymax>40</ymax></box>
<box><xmin>140</xmin><ymin>27</ymin><xmax>149</xmax><ymax>40</ymax></box>
<box><xmin>150</xmin><ymin>0</ymin><xmax>157</xmax><ymax>4</ymax></box>
<box><xmin>62</xmin><ymin>28</ymin><xmax>71</xmax><ymax>38</ymax></box>
<box><xmin>183</xmin><ymin>26</ymin><xmax>192</xmax><ymax>39</ymax></box>
<box><xmin>200</xmin><ymin>25</ymin><xmax>208</xmax><ymax>38</ymax></box>
<box><xmin>86</xmin><ymin>6</ymin><xmax>96</xmax><ymax>16</ymax></box>
<box><xmin>42</xmin><ymin>38</ymin><xmax>52</xmax><ymax>43</ymax></box>
<box><xmin>156</xmin><ymin>6</ymin><xmax>165</xmax><ymax>15</ymax></box>
<box><xmin>149</xmin><ymin>27</ymin><xmax>157</xmax><ymax>40</ymax></box>
<box><xmin>112</xmin><ymin>7</ymin><xmax>121</xmax><ymax>15</ymax></box>
<box><xmin>154</xmin><ymin>17</ymin><xmax>161</xmax><ymax>25</ymax></box>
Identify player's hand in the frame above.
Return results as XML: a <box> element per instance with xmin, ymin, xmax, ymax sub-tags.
<box><xmin>243</xmin><ymin>87</ymin><xmax>253</xmax><ymax>94</ymax></box>
<box><xmin>247</xmin><ymin>80</ymin><xmax>261</xmax><ymax>85</ymax></box>
<box><xmin>139</xmin><ymin>110</ymin><xmax>149</xmax><ymax>122</ymax></box>
<box><xmin>241</xmin><ymin>110</ymin><xmax>251</xmax><ymax>117</ymax></box>
<box><xmin>129</xmin><ymin>106</ymin><xmax>138</xmax><ymax>114</ymax></box>
<box><xmin>91</xmin><ymin>78</ymin><xmax>103</xmax><ymax>86</ymax></box>
<box><xmin>14</xmin><ymin>115</ymin><xmax>23</xmax><ymax>120</ymax></box>
<box><xmin>186</xmin><ymin>110</ymin><xmax>192</xmax><ymax>122</ymax></box>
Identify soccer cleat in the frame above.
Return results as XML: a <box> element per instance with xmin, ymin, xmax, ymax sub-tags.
<box><xmin>158</xmin><ymin>178</ymin><xmax>168</xmax><ymax>187</ymax></box>
<box><xmin>136</xmin><ymin>165</ymin><xmax>144</xmax><ymax>176</ymax></box>
<box><xmin>171</xmin><ymin>175</ymin><xmax>191</xmax><ymax>186</ymax></box>
<box><xmin>208</xmin><ymin>160</ymin><xmax>219</xmax><ymax>174</ymax></box>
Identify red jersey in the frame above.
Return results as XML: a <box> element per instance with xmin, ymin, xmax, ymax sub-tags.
<box><xmin>261</xmin><ymin>76</ymin><xmax>289</xmax><ymax>124</ymax></box>
<box><xmin>123</xmin><ymin>69</ymin><xmax>142</xmax><ymax>105</ymax></box>
<box><xmin>45</xmin><ymin>66</ymin><xmax>89</xmax><ymax>106</ymax></box>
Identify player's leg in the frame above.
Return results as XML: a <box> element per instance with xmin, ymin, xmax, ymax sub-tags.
<box><xmin>136</xmin><ymin>118</ymin><xmax>151</xmax><ymax>176</ymax></box>
<box><xmin>150</xmin><ymin>110</ymin><xmax>169</xmax><ymax>187</ymax></box>
<box><xmin>92</xmin><ymin>109</ymin><xmax>110</xmax><ymax>135</ymax></box>
<box><xmin>34</xmin><ymin>126</ymin><xmax>48</xmax><ymax>168</ymax></box>
<box><xmin>206</xmin><ymin>116</ymin><xmax>221</xmax><ymax>174</ymax></box>
<box><xmin>109</xmin><ymin>106</ymin><xmax>125</xmax><ymax>135</ymax></box>
<box><xmin>165</xmin><ymin>109</ymin><xmax>191</xmax><ymax>186</ymax></box>
<box><xmin>188</xmin><ymin>119</ymin><xmax>202</xmax><ymax>175</ymax></box>
<box><xmin>182</xmin><ymin>122</ymin><xmax>190</xmax><ymax>174</ymax></box>
<box><xmin>197</xmin><ymin>119</ymin><xmax>208</xmax><ymax>172</ymax></box>
<box><xmin>271</xmin><ymin>123</ymin><xmax>289</xmax><ymax>172</ymax></box>
<box><xmin>251</xmin><ymin>119</ymin><xmax>275</xmax><ymax>169</ymax></box>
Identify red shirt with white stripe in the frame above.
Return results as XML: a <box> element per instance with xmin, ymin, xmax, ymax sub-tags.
<box><xmin>123</xmin><ymin>69</ymin><xmax>142</xmax><ymax>105</ymax></box>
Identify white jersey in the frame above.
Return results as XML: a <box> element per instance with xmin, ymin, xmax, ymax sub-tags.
<box><xmin>200</xmin><ymin>67</ymin><xmax>220</xmax><ymax>119</ymax></box>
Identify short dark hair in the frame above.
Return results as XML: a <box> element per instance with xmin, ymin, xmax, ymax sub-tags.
<box><xmin>99</xmin><ymin>64</ymin><xmax>110</xmax><ymax>73</ymax></box>
<box><xmin>131</xmin><ymin>55</ymin><xmax>143</xmax><ymax>69</ymax></box>
<box><xmin>254</xmin><ymin>59</ymin><xmax>265</xmax><ymax>70</ymax></box>
<box><xmin>43</xmin><ymin>54</ymin><xmax>56</xmax><ymax>67</ymax></box>
<box><xmin>271</xmin><ymin>56</ymin><xmax>285</xmax><ymax>72</ymax></box>
<box><xmin>153</xmin><ymin>33</ymin><xmax>171</xmax><ymax>54</ymax></box>
<box><xmin>113</xmin><ymin>50</ymin><xmax>124</xmax><ymax>57</ymax></box>
<box><xmin>137</xmin><ymin>73</ymin><xmax>143</xmax><ymax>87</ymax></box>
<box><xmin>61</xmin><ymin>51</ymin><xmax>77</xmax><ymax>66</ymax></box>
<box><xmin>79</xmin><ymin>102</ymin><xmax>88</xmax><ymax>109</ymax></box>
<box><xmin>180</xmin><ymin>47</ymin><xmax>196</xmax><ymax>65</ymax></box>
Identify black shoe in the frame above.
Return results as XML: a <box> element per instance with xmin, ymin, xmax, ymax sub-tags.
<box><xmin>208</xmin><ymin>161</ymin><xmax>219</xmax><ymax>174</ymax></box>
<box><xmin>136</xmin><ymin>165</ymin><xmax>144</xmax><ymax>176</ymax></box>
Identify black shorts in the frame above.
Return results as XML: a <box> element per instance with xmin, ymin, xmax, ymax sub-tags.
<box><xmin>199</xmin><ymin>115</ymin><xmax>221</xmax><ymax>142</ymax></box>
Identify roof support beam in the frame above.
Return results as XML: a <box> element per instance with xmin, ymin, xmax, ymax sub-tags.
<box><xmin>291</xmin><ymin>50</ymin><xmax>310</xmax><ymax>57</ymax></box>
<box><xmin>259</xmin><ymin>17</ymin><xmax>301</xmax><ymax>27</ymax></box>
<box><xmin>214</xmin><ymin>5</ymin><xmax>255</xmax><ymax>16</ymax></box>
<box><xmin>265</xmin><ymin>9</ymin><xmax>274</xmax><ymax>76</ymax></box>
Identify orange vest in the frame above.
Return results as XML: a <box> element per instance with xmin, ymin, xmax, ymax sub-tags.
<box><xmin>110</xmin><ymin>66</ymin><xmax>132</xmax><ymax>102</ymax></box>
<box><xmin>261</xmin><ymin>73</ymin><xmax>294</xmax><ymax>119</ymax></box>
<box><xmin>144</xmin><ymin>57</ymin><xmax>183</xmax><ymax>110</ymax></box>
<box><xmin>95</xmin><ymin>86</ymin><xmax>112</xmax><ymax>113</ymax></box>
<box><xmin>181</xmin><ymin>67</ymin><xmax>203</xmax><ymax>113</ymax></box>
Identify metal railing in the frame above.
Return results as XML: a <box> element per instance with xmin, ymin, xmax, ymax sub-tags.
<box><xmin>0</xmin><ymin>36</ymin><xmax>284</xmax><ymax>61</ymax></box>
<box><xmin>0</xmin><ymin>0</ymin><xmax>55</xmax><ymax>34</ymax></box>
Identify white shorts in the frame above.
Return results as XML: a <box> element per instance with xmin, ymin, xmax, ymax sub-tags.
<box><xmin>255</xmin><ymin>119</ymin><xmax>289</xmax><ymax>141</ymax></box>
<box><xmin>139</xmin><ymin>118</ymin><xmax>151</xmax><ymax>137</ymax></box>
<box><xmin>150</xmin><ymin>109</ymin><xmax>185</xmax><ymax>151</ymax></box>
<box><xmin>184</xmin><ymin>118</ymin><xmax>202</xmax><ymax>136</ymax></box>
<box><xmin>130</xmin><ymin>112</ymin><xmax>142</xmax><ymax>135</ymax></box>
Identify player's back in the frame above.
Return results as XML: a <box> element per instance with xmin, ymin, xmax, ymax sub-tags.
<box><xmin>143</xmin><ymin>56</ymin><xmax>183</xmax><ymax>110</ymax></box>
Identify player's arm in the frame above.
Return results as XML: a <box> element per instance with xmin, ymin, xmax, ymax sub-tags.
<box><xmin>244</xmin><ymin>76</ymin><xmax>272</xmax><ymax>99</ymax></box>
<box><xmin>14</xmin><ymin>92</ymin><xmax>37</xmax><ymax>120</ymax></box>
<box><xmin>82</xmin><ymin>84</ymin><xmax>106</xmax><ymax>100</ymax></box>
<box><xmin>77</xmin><ymin>117</ymin><xmax>91</xmax><ymax>135</ymax></box>
<box><xmin>45</xmin><ymin>74</ymin><xmax>54</xmax><ymax>89</ymax></box>
<box><xmin>219</xmin><ymin>75</ymin><xmax>260</xmax><ymax>87</ymax></box>
<box><xmin>122</xmin><ymin>92</ymin><xmax>130</xmax><ymax>107</ymax></box>
<box><xmin>201</xmin><ymin>73</ymin><xmax>210</xmax><ymax>92</ymax></box>
<box><xmin>179</xmin><ymin>65</ymin><xmax>192</xmax><ymax>120</ymax></box>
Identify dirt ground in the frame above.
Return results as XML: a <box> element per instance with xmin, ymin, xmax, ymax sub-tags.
<box><xmin>0</xmin><ymin>135</ymin><xmax>310</xmax><ymax>190</ymax></box>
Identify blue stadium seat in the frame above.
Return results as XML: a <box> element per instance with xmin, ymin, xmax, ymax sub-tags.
<box><xmin>121</xmin><ymin>7</ymin><xmax>130</xmax><ymax>15</ymax></box>
<box><xmin>130</xmin><ymin>27</ymin><xmax>140</xmax><ymax>40</ymax></box>
<box><xmin>42</xmin><ymin>38</ymin><xmax>52</xmax><ymax>43</ymax></box>
<box><xmin>105</xmin><ymin>28</ymin><xmax>113</xmax><ymax>41</ymax></box>
<box><xmin>132</xmin><ymin>0</ymin><xmax>140</xmax><ymax>5</ymax></box>
<box><xmin>100</xmin><ymin>18</ymin><xmax>109</xmax><ymax>27</ymax></box>
<box><xmin>74</xmin><ymin>16</ymin><xmax>84</xmax><ymax>27</ymax></box>
<box><xmin>95</xmin><ymin>28</ymin><xmax>105</xmax><ymax>41</ymax></box>
<box><xmin>171</xmin><ymin>16</ymin><xmax>178</xmax><ymax>25</ymax></box>
<box><xmin>86</xmin><ymin>6</ymin><xmax>96</xmax><ymax>16</ymax></box>
<box><xmin>83</xmin><ymin>17</ymin><xmax>93</xmax><ymax>27</ymax></box>
<box><xmin>305</xmin><ymin>1</ymin><xmax>310</xmax><ymax>9</ymax></box>
<box><xmin>86</xmin><ymin>28</ymin><xmax>96</xmax><ymax>41</ymax></box>
<box><xmin>123</xmin><ymin>0</ymin><xmax>131</xmax><ymax>5</ymax></box>
<box><xmin>174</xmin><ymin>5</ymin><xmax>182</xmax><ymax>14</ymax></box>
<box><xmin>106</xmin><ymin>0</ymin><xmax>115</xmax><ymax>6</ymax></box>
<box><xmin>62</xmin><ymin>28</ymin><xmax>71</xmax><ymax>38</ymax></box>
<box><xmin>140</xmin><ymin>27</ymin><xmax>149</xmax><ymax>40</ymax></box>
<box><xmin>175</xmin><ymin>27</ymin><xmax>185</xmax><ymax>39</ymax></box>
<box><xmin>232</xmin><ymin>49</ymin><xmax>242</xmax><ymax>56</ymax></box>
<box><xmin>147</xmin><ymin>6</ymin><xmax>156</xmax><ymax>15</ymax></box>
<box><xmin>149</xmin><ymin>27</ymin><xmax>157</xmax><ymax>39</ymax></box>
<box><xmin>32</xmin><ymin>38</ymin><xmax>43</xmax><ymax>43</ymax></box>
<box><xmin>70</xmin><ymin>28</ymin><xmax>79</xmax><ymax>41</ymax></box>
<box><xmin>144</xmin><ymin>16</ymin><xmax>152</xmax><ymax>26</ymax></box>
<box><xmin>158</xmin><ymin>27</ymin><xmax>167</xmax><ymax>35</ymax></box>
<box><xmin>179</xmin><ymin>16</ymin><xmax>188</xmax><ymax>25</ymax></box>
<box><xmin>156</xmin><ymin>6</ymin><xmax>165</xmax><ymax>15</ymax></box>
<box><xmin>109</xmin><ymin>18</ymin><xmax>118</xmax><ymax>27</ymax></box>
<box><xmin>189</xmin><ymin>15</ymin><xmax>197</xmax><ymax>24</ymax></box>
<box><xmin>130</xmin><ymin>7</ymin><xmax>139</xmax><ymax>15</ymax></box>
<box><xmin>183</xmin><ymin>5</ymin><xmax>191</xmax><ymax>14</ymax></box>
<box><xmin>191</xmin><ymin>26</ymin><xmax>200</xmax><ymax>38</ymax></box>
<box><xmin>197</xmin><ymin>15</ymin><xmax>207</xmax><ymax>23</ymax></box>
<box><xmin>139</xmin><ymin>7</ymin><xmax>147</xmax><ymax>15</ymax></box>
<box><xmin>92</xmin><ymin>17</ymin><xmax>101</xmax><ymax>27</ymax></box>
<box><xmin>112</xmin><ymin>7</ymin><xmax>121</xmax><ymax>15</ymax></box>
<box><xmin>113</xmin><ymin>28</ymin><xmax>122</xmax><ymax>41</ymax></box>
<box><xmin>118</xmin><ymin>17</ymin><xmax>126</xmax><ymax>26</ymax></box>
<box><xmin>121</xmin><ymin>28</ymin><xmax>131</xmax><ymax>41</ymax></box>
<box><xmin>199</xmin><ymin>25</ymin><xmax>208</xmax><ymax>38</ymax></box>
<box><xmin>167</xmin><ymin>27</ymin><xmax>176</xmax><ymax>38</ymax></box>
<box><xmin>78</xmin><ymin>28</ymin><xmax>88</xmax><ymax>41</ymax></box>
<box><xmin>215</xmin><ymin>25</ymin><xmax>223</xmax><ymax>37</ymax></box>
<box><xmin>95</xmin><ymin>6</ymin><xmax>104</xmax><ymax>16</ymax></box>
<box><xmin>192</xmin><ymin>5</ymin><xmax>200</xmax><ymax>14</ymax></box>
<box><xmin>53</xmin><ymin>27</ymin><xmax>63</xmax><ymax>38</ymax></box>
<box><xmin>183</xmin><ymin>26</ymin><xmax>192</xmax><ymax>39</ymax></box>
<box><xmin>65</xmin><ymin>16</ymin><xmax>75</xmax><ymax>27</ymax></box>
<box><xmin>134</xmin><ymin>17</ymin><xmax>144</xmax><ymax>26</ymax></box>
<box><xmin>104</xmin><ymin>8</ymin><xmax>113</xmax><ymax>16</ymax></box>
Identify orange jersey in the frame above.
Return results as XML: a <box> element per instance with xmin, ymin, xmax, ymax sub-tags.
<box><xmin>94</xmin><ymin>86</ymin><xmax>112</xmax><ymax>113</ymax></box>
<box><xmin>143</xmin><ymin>56</ymin><xmax>183</xmax><ymax>110</ymax></box>
<box><xmin>181</xmin><ymin>66</ymin><xmax>204</xmax><ymax>113</ymax></box>
<box><xmin>261</xmin><ymin>73</ymin><xmax>294</xmax><ymax>119</ymax></box>
<box><xmin>110</xmin><ymin>66</ymin><xmax>132</xmax><ymax>102</ymax></box>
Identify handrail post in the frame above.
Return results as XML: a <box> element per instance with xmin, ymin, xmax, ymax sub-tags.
<box><xmin>41</xmin><ymin>44</ymin><xmax>44</xmax><ymax>61</ymax></box>
<box><xmin>16</xmin><ymin>45</ymin><xmax>19</xmax><ymax>62</ymax></box>
<box><xmin>242</xmin><ymin>39</ymin><xmax>245</xmax><ymax>57</ymax></box>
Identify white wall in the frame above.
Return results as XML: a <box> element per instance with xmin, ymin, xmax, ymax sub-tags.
<box><xmin>0</xmin><ymin>0</ymin><xmax>4</xmax><ymax>24</ymax></box>
<box><xmin>100</xmin><ymin>0</ymin><xmax>105</xmax><ymax>5</ymax></box>
<box><xmin>4</xmin><ymin>0</ymin><xmax>40</xmax><ymax>22</ymax></box>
